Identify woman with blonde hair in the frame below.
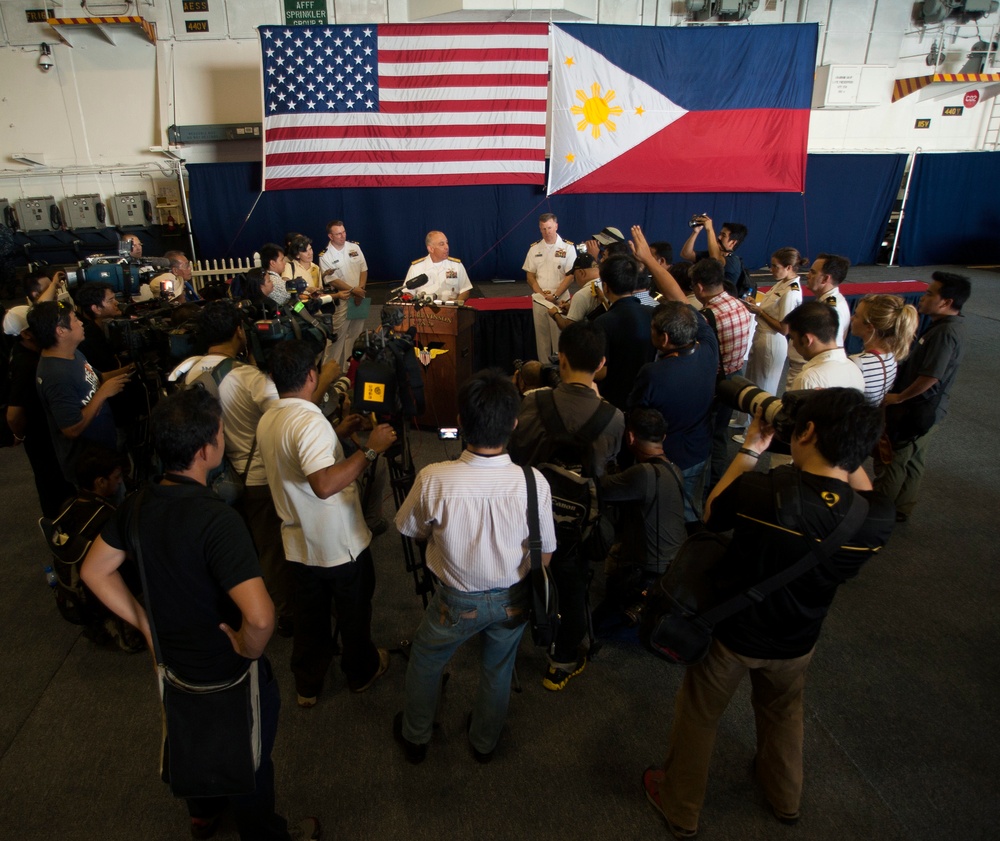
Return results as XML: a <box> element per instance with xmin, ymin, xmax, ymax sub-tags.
<box><xmin>849</xmin><ymin>293</ymin><xmax>919</xmax><ymax>404</ymax></box>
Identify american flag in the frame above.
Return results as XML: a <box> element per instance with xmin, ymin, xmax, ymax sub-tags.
<box><xmin>258</xmin><ymin>23</ymin><xmax>549</xmax><ymax>190</ymax></box>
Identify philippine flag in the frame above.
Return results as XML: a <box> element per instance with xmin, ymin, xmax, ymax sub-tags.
<box><xmin>548</xmin><ymin>24</ymin><xmax>817</xmax><ymax>195</ymax></box>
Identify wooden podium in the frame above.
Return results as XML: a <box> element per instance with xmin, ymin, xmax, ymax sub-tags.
<box><xmin>397</xmin><ymin>303</ymin><xmax>476</xmax><ymax>429</ymax></box>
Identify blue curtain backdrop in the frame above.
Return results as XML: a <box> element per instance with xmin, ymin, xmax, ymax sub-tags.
<box><xmin>897</xmin><ymin>151</ymin><xmax>1000</xmax><ymax>266</ymax></box>
<box><xmin>187</xmin><ymin>153</ymin><xmax>905</xmax><ymax>281</ymax></box>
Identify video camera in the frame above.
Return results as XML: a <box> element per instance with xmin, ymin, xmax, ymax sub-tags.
<box><xmin>251</xmin><ymin>298</ymin><xmax>336</xmax><ymax>369</ymax></box>
<box><xmin>349</xmin><ymin>304</ymin><xmax>425</xmax><ymax>418</ymax></box>
<box><xmin>716</xmin><ymin>376</ymin><xmax>814</xmax><ymax>443</ymax></box>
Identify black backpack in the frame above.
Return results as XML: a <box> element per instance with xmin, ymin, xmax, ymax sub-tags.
<box><xmin>39</xmin><ymin>492</ymin><xmax>116</xmax><ymax>625</ymax></box>
<box><xmin>533</xmin><ymin>389</ymin><xmax>617</xmax><ymax>561</ymax></box>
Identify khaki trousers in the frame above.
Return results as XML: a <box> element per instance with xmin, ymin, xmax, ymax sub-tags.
<box><xmin>659</xmin><ymin>638</ymin><xmax>815</xmax><ymax>831</ymax></box>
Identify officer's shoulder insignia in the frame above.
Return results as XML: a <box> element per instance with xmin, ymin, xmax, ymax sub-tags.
<box><xmin>563</xmin><ymin>239</ymin><xmax>574</xmax><ymax>245</ymax></box>
<box><xmin>410</xmin><ymin>257</ymin><xmax>424</xmax><ymax>265</ymax></box>
<box><xmin>824</xmin><ymin>295</ymin><xmax>837</xmax><ymax>305</ymax></box>
<box><xmin>447</xmin><ymin>256</ymin><xmax>462</xmax><ymax>263</ymax></box>
<box><xmin>530</xmin><ymin>238</ymin><xmax>542</xmax><ymax>246</ymax></box>
<box><xmin>350</xmin><ymin>240</ymin><xmax>360</xmax><ymax>246</ymax></box>
<box><xmin>788</xmin><ymin>281</ymin><xmax>800</xmax><ymax>291</ymax></box>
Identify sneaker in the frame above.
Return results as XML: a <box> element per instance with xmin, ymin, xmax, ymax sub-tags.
<box><xmin>731</xmin><ymin>433</ymin><xmax>746</xmax><ymax>445</ymax></box>
<box><xmin>289</xmin><ymin>817</ymin><xmax>322</xmax><ymax>840</ymax></box>
<box><xmin>642</xmin><ymin>767</ymin><xmax>698</xmax><ymax>839</ymax></box>
<box><xmin>728</xmin><ymin>419</ymin><xmax>745</xmax><ymax>429</ymax></box>
<box><xmin>393</xmin><ymin>711</ymin><xmax>428</xmax><ymax>764</ymax></box>
<box><xmin>350</xmin><ymin>647</ymin><xmax>389</xmax><ymax>693</ymax></box>
<box><xmin>297</xmin><ymin>694</ymin><xmax>317</xmax><ymax>709</ymax></box>
<box><xmin>542</xmin><ymin>658</ymin><xmax>586</xmax><ymax>691</ymax></box>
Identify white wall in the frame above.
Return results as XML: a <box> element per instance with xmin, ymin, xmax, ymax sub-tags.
<box><xmin>0</xmin><ymin>0</ymin><xmax>998</xmax><ymax>204</ymax></box>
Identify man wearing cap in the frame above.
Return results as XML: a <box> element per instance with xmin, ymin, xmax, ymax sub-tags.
<box><xmin>545</xmin><ymin>253</ymin><xmax>605</xmax><ymax>331</ymax></box>
<box><xmin>523</xmin><ymin>213</ymin><xmax>577</xmax><ymax>362</ymax></box>
<box><xmin>4</xmin><ymin>306</ymin><xmax>74</xmax><ymax>516</ymax></box>
<box><xmin>404</xmin><ymin>231</ymin><xmax>472</xmax><ymax>303</ymax></box>
<box><xmin>585</xmin><ymin>226</ymin><xmax>627</xmax><ymax>263</ymax></box>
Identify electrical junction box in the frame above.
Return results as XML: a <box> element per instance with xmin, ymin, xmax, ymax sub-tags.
<box><xmin>62</xmin><ymin>194</ymin><xmax>107</xmax><ymax>230</ymax></box>
<box><xmin>111</xmin><ymin>192</ymin><xmax>150</xmax><ymax>228</ymax></box>
<box><xmin>15</xmin><ymin>196</ymin><xmax>59</xmax><ymax>231</ymax></box>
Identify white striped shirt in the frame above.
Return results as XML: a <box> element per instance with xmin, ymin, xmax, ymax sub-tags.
<box><xmin>394</xmin><ymin>450</ymin><xmax>556</xmax><ymax>592</ymax></box>
<box><xmin>850</xmin><ymin>350</ymin><xmax>898</xmax><ymax>404</ymax></box>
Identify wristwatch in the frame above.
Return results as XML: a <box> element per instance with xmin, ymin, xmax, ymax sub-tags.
<box><xmin>363</xmin><ymin>448</ymin><xmax>378</xmax><ymax>462</ymax></box>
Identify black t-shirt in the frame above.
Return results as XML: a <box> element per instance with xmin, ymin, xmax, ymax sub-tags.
<box><xmin>599</xmin><ymin>458</ymin><xmax>687</xmax><ymax>575</ymax></box>
<box><xmin>707</xmin><ymin>466</ymin><xmax>894</xmax><ymax>659</ymax></box>
<box><xmin>102</xmin><ymin>478</ymin><xmax>262</xmax><ymax>683</ymax></box>
<box><xmin>79</xmin><ymin>318</ymin><xmax>119</xmax><ymax>374</ymax></box>
<box><xmin>594</xmin><ymin>297</ymin><xmax>655</xmax><ymax>410</ymax></box>
<box><xmin>891</xmin><ymin>315</ymin><xmax>964</xmax><ymax>424</ymax></box>
<box><xmin>7</xmin><ymin>342</ymin><xmax>44</xmax><ymax>429</ymax></box>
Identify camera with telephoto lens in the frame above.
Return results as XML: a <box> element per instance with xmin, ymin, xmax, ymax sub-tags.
<box><xmin>689</xmin><ymin>213</ymin><xmax>708</xmax><ymax>228</ymax></box>
<box><xmin>716</xmin><ymin>376</ymin><xmax>814</xmax><ymax>443</ymax></box>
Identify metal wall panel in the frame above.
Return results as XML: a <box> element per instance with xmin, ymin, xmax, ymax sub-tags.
<box><xmin>333</xmin><ymin>0</ymin><xmax>387</xmax><ymax>23</ymax></box>
<box><xmin>168</xmin><ymin>0</ymin><xmax>231</xmax><ymax>40</ymax></box>
<box><xmin>226</xmin><ymin>0</ymin><xmax>283</xmax><ymax>40</ymax></box>
<box><xmin>0</xmin><ymin>0</ymin><xmax>61</xmax><ymax>47</ymax></box>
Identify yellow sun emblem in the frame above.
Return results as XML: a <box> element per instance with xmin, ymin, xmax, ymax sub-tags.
<box><xmin>571</xmin><ymin>82</ymin><xmax>624</xmax><ymax>139</ymax></box>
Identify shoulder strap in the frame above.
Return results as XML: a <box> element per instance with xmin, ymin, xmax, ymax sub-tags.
<box><xmin>207</xmin><ymin>357</ymin><xmax>256</xmax><ymax>482</ymax></box>
<box><xmin>522</xmin><ymin>466</ymin><xmax>543</xmax><ymax>572</ymax></box>
<box><xmin>697</xmin><ymin>308</ymin><xmax>724</xmax><ymax>377</ymax></box>
<box><xmin>211</xmin><ymin>356</ymin><xmax>239</xmax><ymax>386</ymax></box>
<box><xmin>126</xmin><ymin>488</ymin><xmax>164</xmax><ymax>666</ymax></box>
<box><xmin>575</xmin><ymin>399</ymin><xmax>617</xmax><ymax>443</ymax></box>
<box><xmin>697</xmin><ymin>480</ymin><xmax>869</xmax><ymax>627</ymax></box>
<box><xmin>534</xmin><ymin>389</ymin><xmax>566</xmax><ymax>437</ymax></box>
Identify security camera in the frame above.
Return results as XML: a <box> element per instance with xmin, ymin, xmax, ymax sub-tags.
<box><xmin>38</xmin><ymin>43</ymin><xmax>53</xmax><ymax>72</ymax></box>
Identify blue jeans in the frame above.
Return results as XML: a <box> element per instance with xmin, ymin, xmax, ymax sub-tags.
<box><xmin>681</xmin><ymin>460</ymin><xmax>706</xmax><ymax>523</ymax></box>
<box><xmin>402</xmin><ymin>580</ymin><xmax>529</xmax><ymax>754</ymax></box>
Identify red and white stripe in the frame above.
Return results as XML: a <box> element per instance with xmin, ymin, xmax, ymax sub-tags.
<box><xmin>263</xmin><ymin>23</ymin><xmax>549</xmax><ymax>189</ymax></box>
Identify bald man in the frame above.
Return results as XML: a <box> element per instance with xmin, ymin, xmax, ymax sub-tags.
<box><xmin>403</xmin><ymin>231</ymin><xmax>472</xmax><ymax>303</ymax></box>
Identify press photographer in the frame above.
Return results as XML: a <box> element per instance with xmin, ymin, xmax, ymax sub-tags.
<box><xmin>168</xmin><ymin>300</ymin><xmax>343</xmax><ymax>637</ymax></box>
<box><xmin>642</xmin><ymin>388</ymin><xmax>894</xmax><ymax>837</ymax></box>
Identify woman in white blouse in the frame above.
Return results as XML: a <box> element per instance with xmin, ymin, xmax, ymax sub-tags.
<box><xmin>732</xmin><ymin>247</ymin><xmax>807</xmax><ymax>433</ymax></box>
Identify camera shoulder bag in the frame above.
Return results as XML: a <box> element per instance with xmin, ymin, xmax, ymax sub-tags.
<box><xmin>641</xmin><ymin>472</ymin><xmax>868</xmax><ymax>666</ymax></box>
<box><xmin>127</xmin><ymin>488</ymin><xmax>262</xmax><ymax>799</ymax></box>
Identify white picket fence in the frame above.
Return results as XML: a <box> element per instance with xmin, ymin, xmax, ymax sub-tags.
<box><xmin>190</xmin><ymin>256</ymin><xmax>259</xmax><ymax>292</ymax></box>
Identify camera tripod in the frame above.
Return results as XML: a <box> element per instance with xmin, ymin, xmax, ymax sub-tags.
<box><xmin>359</xmin><ymin>419</ymin><xmax>436</xmax><ymax>607</ymax></box>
